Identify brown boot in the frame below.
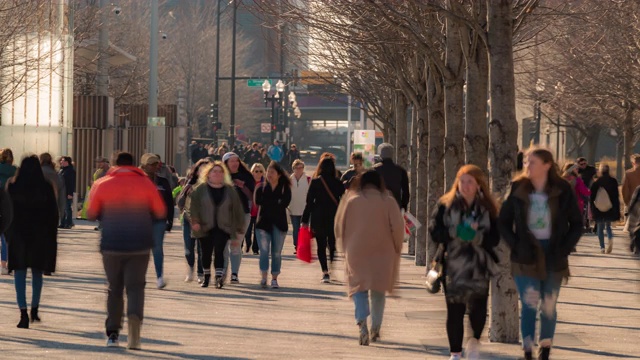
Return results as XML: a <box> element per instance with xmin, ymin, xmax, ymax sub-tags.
<box><xmin>127</xmin><ymin>315</ymin><xmax>142</xmax><ymax>350</ymax></box>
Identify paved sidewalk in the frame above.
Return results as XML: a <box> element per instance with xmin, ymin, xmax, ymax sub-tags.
<box><xmin>0</xmin><ymin>222</ymin><xmax>638</xmax><ymax>359</ymax></box>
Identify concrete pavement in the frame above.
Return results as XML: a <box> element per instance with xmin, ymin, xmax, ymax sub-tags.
<box><xmin>0</xmin><ymin>221</ymin><xmax>638</xmax><ymax>359</ymax></box>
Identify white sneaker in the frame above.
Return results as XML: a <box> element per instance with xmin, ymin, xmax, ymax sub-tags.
<box><xmin>156</xmin><ymin>277</ymin><xmax>167</xmax><ymax>289</ymax></box>
<box><xmin>1</xmin><ymin>266</ymin><xmax>9</xmax><ymax>275</ymax></box>
<box><xmin>184</xmin><ymin>267</ymin><xmax>194</xmax><ymax>282</ymax></box>
<box><xmin>465</xmin><ymin>338</ymin><xmax>480</xmax><ymax>360</ymax></box>
<box><xmin>448</xmin><ymin>354</ymin><xmax>461</xmax><ymax>360</ymax></box>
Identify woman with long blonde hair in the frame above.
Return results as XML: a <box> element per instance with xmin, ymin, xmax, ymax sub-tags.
<box><xmin>429</xmin><ymin>164</ymin><xmax>500</xmax><ymax>360</ymax></box>
<box><xmin>186</xmin><ymin>161</ymin><xmax>245</xmax><ymax>288</ymax></box>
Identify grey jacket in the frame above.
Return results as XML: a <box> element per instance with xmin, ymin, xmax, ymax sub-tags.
<box><xmin>186</xmin><ymin>183</ymin><xmax>245</xmax><ymax>238</ymax></box>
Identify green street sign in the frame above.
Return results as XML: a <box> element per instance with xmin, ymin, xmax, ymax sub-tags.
<box><xmin>247</xmin><ymin>79</ymin><xmax>271</xmax><ymax>87</ymax></box>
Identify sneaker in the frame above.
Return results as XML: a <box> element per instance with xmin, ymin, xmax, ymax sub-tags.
<box><xmin>321</xmin><ymin>274</ymin><xmax>330</xmax><ymax>283</ymax></box>
<box><xmin>271</xmin><ymin>279</ymin><xmax>279</xmax><ymax>289</ymax></box>
<box><xmin>606</xmin><ymin>239</ymin><xmax>613</xmax><ymax>254</ymax></box>
<box><xmin>156</xmin><ymin>277</ymin><xmax>166</xmax><ymax>289</ymax></box>
<box><xmin>358</xmin><ymin>321</ymin><xmax>369</xmax><ymax>346</ymax></box>
<box><xmin>253</xmin><ymin>251</ymin><xmax>259</xmax><ymax>255</ymax></box>
<box><xmin>197</xmin><ymin>274</ymin><xmax>204</xmax><ymax>284</ymax></box>
<box><xmin>185</xmin><ymin>268</ymin><xmax>194</xmax><ymax>282</ymax></box>
<box><xmin>465</xmin><ymin>338</ymin><xmax>480</xmax><ymax>360</ymax></box>
<box><xmin>1</xmin><ymin>266</ymin><xmax>9</xmax><ymax>275</ymax></box>
<box><xmin>106</xmin><ymin>333</ymin><xmax>119</xmax><ymax>347</ymax></box>
<box><xmin>448</xmin><ymin>355</ymin><xmax>461</xmax><ymax>360</ymax></box>
<box><xmin>601</xmin><ymin>248</ymin><xmax>605</xmax><ymax>254</ymax></box>
<box><xmin>216</xmin><ymin>275</ymin><xmax>224</xmax><ymax>289</ymax></box>
<box><xmin>260</xmin><ymin>279</ymin><xmax>268</xmax><ymax>288</ymax></box>
<box><xmin>230</xmin><ymin>274</ymin><xmax>239</xmax><ymax>284</ymax></box>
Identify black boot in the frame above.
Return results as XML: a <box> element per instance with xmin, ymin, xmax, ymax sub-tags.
<box><xmin>17</xmin><ymin>309</ymin><xmax>29</xmax><ymax>329</ymax></box>
<box><xmin>201</xmin><ymin>274</ymin><xmax>211</xmax><ymax>288</ymax></box>
<box><xmin>30</xmin><ymin>307</ymin><xmax>41</xmax><ymax>323</ymax></box>
<box><xmin>538</xmin><ymin>347</ymin><xmax>550</xmax><ymax>360</ymax></box>
<box><xmin>524</xmin><ymin>350</ymin><xmax>533</xmax><ymax>360</ymax></box>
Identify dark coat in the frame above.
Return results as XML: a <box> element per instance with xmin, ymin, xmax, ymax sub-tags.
<box><xmin>301</xmin><ymin>175</ymin><xmax>345</xmax><ymax>236</ymax></box>
<box><xmin>373</xmin><ymin>159</ymin><xmax>410</xmax><ymax>211</ymax></box>
<box><xmin>6</xmin><ymin>180</ymin><xmax>58</xmax><ymax>272</ymax></box>
<box><xmin>59</xmin><ymin>165</ymin><xmax>76</xmax><ymax>196</ymax></box>
<box><xmin>498</xmin><ymin>178</ymin><xmax>583</xmax><ymax>280</ymax></box>
<box><xmin>0</xmin><ymin>187</ymin><xmax>13</xmax><ymax>235</ymax></box>
<box><xmin>255</xmin><ymin>181</ymin><xmax>292</xmax><ymax>232</ymax></box>
<box><xmin>231</xmin><ymin>170</ymin><xmax>256</xmax><ymax>214</ymax></box>
<box><xmin>590</xmin><ymin>174</ymin><xmax>620</xmax><ymax>222</ymax></box>
<box><xmin>153</xmin><ymin>175</ymin><xmax>175</xmax><ymax>230</ymax></box>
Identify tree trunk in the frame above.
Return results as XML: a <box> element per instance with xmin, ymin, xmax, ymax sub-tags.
<box><xmin>415</xmin><ymin>102</ymin><xmax>429</xmax><ymax>267</ymax></box>
<box><xmin>388</xmin><ymin>115</ymin><xmax>397</xmax><ymax>149</ymax></box>
<box><xmin>464</xmin><ymin>3</ymin><xmax>489</xmax><ymax>169</ymax></box>
<box><xmin>427</xmin><ymin>68</ymin><xmax>446</xmax><ymax>266</ymax></box>
<box><xmin>487</xmin><ymin>0</ymin><xmax>520</xmax><ymax>344</ymax></box>
<box><xmin>623</xmin><ymin>104</ymin><xmax>635</xmax><ymax>170</ymax></box>
<box><xmin>409</xmin><ymin>105</ymin><xmax>418</xmax><ymax>256</ymax></box>
<box><xmin>585</xmin><ymin>125</ymin><xmax>600</xmax><ymax>165</ymax></box>
<box><xmin>396</xmin><ymin>92</ymin><xmax>409</xmax><ymax>170</ymax></box>
<box><xmin>444</xmin><ymin>12</ymin><xmax>465</xmax><ymax>189</ymax></box>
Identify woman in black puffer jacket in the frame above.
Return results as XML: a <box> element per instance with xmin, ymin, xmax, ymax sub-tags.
<box><xmin>589</xmin><ymin>163</ymin><xmax>620</xmax><ymax>254</ymax></box>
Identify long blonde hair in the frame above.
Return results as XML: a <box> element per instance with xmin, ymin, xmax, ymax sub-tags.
<box><xmin>199</xmin><ymin>161</ymin><xmax>232</xmax><ymax>186</ymax></box>
<box><xmin>439</xmin><ymin>164</ymin><xmax>498</xmax><ymax>217</ymax></box>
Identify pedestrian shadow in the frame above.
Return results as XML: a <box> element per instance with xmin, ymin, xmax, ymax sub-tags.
<box><xmin>559</xmin><ymin>301</ymin><xmax>640</xmax><ymax>312</ymax></box>
<box><xmin>570</xmin><ymin>252</ymin><xmax>637</xmax><ymax>261</ymax></box>
<box><xmin>562</xmin><ymin>285</ymin><xmax>640</xmax><ymax>296</ymax></box>
<box><xmin>571</xmin><ymin>264</ymin><xmax>640</xmax><ymax>273</ymax></box>
<box><xmin>225</xmin><ymin>286</ymin><xmax>345</xmax><ymax>301</ymax></box>
<box><xmin>569</xmin><ymin>274</ymin><xmax>640</xmax><ymax>283</ymax></box>
<box><xmin>553</xmin><ymin>345</ymin><xmax>638</xmax><ymax>358</ymax></box>
<box><xmin>556</xmin><ymin>320</ymin><xmax>640</xmax><ymax>332</ymax></box>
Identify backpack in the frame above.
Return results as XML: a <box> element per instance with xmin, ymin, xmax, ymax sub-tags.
<box><xmin>594</xmin><ymin>187</ymin><xmax>612</xmax><ymax>212</ymax></box>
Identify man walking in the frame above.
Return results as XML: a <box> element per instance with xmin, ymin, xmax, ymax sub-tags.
<box><xmin>577</xmin><ymin>157</ymin><xmax>596</xmax><ymax>188</ymax></box>
<box><xmin>191</xmin><ymin>143</ymin><xmax>208</xmax><ymax>164</ymax></box>
<box><xmin>267</xmin><ymin>140</ymin><xmax>284</xmax><ymax>164</ymax></box>
<box><xmin>140</xmin><ymin>153</ymin><xmax>174</xmax><ymax>289</ymax></box>
<box><xmin>373</xmin><ymin>143</ymin><xmax>410</xmax><ymax>211</ymax></box>
<box><xmin>622</xmin><ymin>154</ymin><xmax>640</xmax><ymax>209</ymax></box>
<box><xmin>243</xmin><ymin>142</ymin><xmax>261</xmax><ymax>167</ymax></box>
<box><xmin>58</xmin><ymin>156</ymin><xmax>76</xmax><ymax>229</ymax></box>
<box><xmin>93</xmin><ymin>156</ymin><xmax>111</xmax><ymax>184</ymax></box>
<box><xmin>87</xmin><ymin>152</ymin><xmax>166</xmax><ymax>349</ymax></box>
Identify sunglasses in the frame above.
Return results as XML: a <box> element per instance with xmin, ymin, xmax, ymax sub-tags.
<box><xmin>253</xmin><ymin>170</ymin><xmax>264</xmax><ymax>173</ymax></box>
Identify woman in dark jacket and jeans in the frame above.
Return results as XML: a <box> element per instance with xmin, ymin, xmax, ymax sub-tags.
<box><xmin>6</xmin><ymin>155</ymin><xmax>58</xmax><ymax>328</ymax></box>
<box><xmin>589</xmin><ymin>164</ymin><xmax>620</xmax><ymax>254</ymax></box>
<box><xmin>302</xmin><ymin>157</ymin><xmax>345</xmax><ymax>283</ymax></box>
<box><xmin>498</xmin><ymin>148</ymin><xmax>583</xmax><ymax>360</ymax></box>
<box><xmin>255</xmin><ymin>161</ymin><xmax>291</xmax><ymax>289</ymax></box>
<box><xmin>430</xmin><ymin>164</ymin><xmax>499</xmax><ymax>360</ymax></box>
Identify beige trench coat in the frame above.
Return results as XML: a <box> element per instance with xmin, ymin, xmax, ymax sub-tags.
<box><xmin>334</xmin><ymin>188</ymin><xmax>405</xmax><ymax>297</ymax></box>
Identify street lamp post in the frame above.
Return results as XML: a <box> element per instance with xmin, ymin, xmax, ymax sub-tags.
<box><xmin>263</xmin><ymin>80</ymin><xmax>283</xmax><ymax>144</ymax></box>
<box><xmin>534</xmin><ymin>79</ymin><xmax>545</xmax><ymax>144</ymax></box>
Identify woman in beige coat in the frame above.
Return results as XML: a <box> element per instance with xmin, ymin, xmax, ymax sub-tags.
<box><xmin>334</xmin><ymin>170</ymin><xmax>405</xmax><ymax>346</ymax></box>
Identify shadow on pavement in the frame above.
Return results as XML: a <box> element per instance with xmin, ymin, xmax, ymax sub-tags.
<box><xmin>557</xmin><ymin>320</ymin><xmax>640</xmax><ymax>332</ymax></box>
<box><xmin>553</xmin><ymin>345</ymin><xmax>639</xmax><ymax>358</ymax></box>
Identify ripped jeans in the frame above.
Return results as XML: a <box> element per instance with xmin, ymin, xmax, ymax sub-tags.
<box><xmin>514</xmin><ymin>239</ymin><xmax>562</xmax><ymax>350</ymax></box>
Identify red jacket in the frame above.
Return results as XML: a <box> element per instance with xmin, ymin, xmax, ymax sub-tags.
<box><xmin>88</xmin><ymin>166</ymin><xmax>166</xmax><ymax>252</ymax></box>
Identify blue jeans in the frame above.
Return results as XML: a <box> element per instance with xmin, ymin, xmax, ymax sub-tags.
<box><xmin>1</xmin><ymin>233</ymin><xmax>7</xmax><ymax>262</ymax></box>
<box><xmin>182</xmin><ymin>218</ymin><xmax>203</xmax><ymax>275</ymax></box>
<box><xmin>223</xmin><ymin>214</ymin><xmax>249</xmax><ymax>275</ymax></box>
<box><xmin>152</xmin><ymin>221</ymin><xmax>166</xmax><ymax>278</ymax></box>
<box><xmin>256</xmin><ymin>226</ymin><xmax>286</xmax><ymax>275</ymax></box>
<box><xmin>514</xmin><ymin>240</ymin><xmax>561</xmax><ymax>350</ymax></box>
<box><xmin>290</xmin><ymin>215</ymin><xmax>302</xmax><ymax>249</ymax></box>
<box><xmin>61</xmin><ymin>198</ymin><xmax>74</xmax><ymax>227</ymax></box>
<box><xmin>353</xmin><ymin>290</ymin><xmax>386</xmax><ymax>329</ymax></box>
<box><xmin>14</xmin><ymin>269</ymin><xmax>43</xmax><ymax>309</ymax></box>
<box><xmin>597</xmin><ymin>221</ymin><xmax>613</xmax><ymax>249</ymax></box>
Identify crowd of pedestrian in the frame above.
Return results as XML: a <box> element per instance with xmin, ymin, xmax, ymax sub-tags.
<box><xmin>0</xmin><ymin>142</ymin><xmax>638</xmax><ymax>359</ymax></box>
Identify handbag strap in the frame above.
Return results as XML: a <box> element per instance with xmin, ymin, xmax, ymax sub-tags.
<box><xmin>320</xmin><ymin>177</ymin><xmax>338</xmax><ymax>206</ymax></box>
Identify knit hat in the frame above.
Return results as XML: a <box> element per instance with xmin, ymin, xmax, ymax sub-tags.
<box><xmin>140</xmin><ymin>153</ymin><xmax>160</xmax><ymax>166</ymax></box>
<box><xmin>378</xmin><ymin>143</ymin><xmax>394</xmax><ymax>160</ymax></box>
<box><xmin>222</xmin><ymin>152</ymin><xmax>239</xmax><ymax>163</ymax></box>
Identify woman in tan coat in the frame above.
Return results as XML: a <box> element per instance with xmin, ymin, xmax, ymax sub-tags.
<box><xmin>334</xmin><ymin>170</ymin><xmax>404</xmax><ymax>346</ymax></box>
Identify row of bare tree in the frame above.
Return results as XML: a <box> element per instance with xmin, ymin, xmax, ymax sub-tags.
<box><xmin>251</xmin><ymin>0</ymin><xmax>640</xmax><ymax>342</ymax></box>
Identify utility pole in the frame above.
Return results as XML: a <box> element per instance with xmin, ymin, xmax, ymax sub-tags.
<box><xmin>97</xmin><ymin>0</ymin><xmax>109</xmax><ymax>96</ymax></box>
<box><xmin>229</xmin><ymin>1</ymin><xmax>237</xmax><ymax>147</ymax></box>
<box><xmin>214</xmin><ymin>0</ymin><xmax>221</xmax><ymax>143</ymax></box>
<box><xmin>148</xmin><ymin>0</ymin><xmax>159</xmax><ymax>118</ymax></box>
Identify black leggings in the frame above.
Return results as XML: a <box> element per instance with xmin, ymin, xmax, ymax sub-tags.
<box><xmin>244</xmin><ymin>216</ymin><xmax>259</xmax><ymax>253</ymax></box>
<box><xmin>446</xmin><ymin>295</ymin><xmax>488</xmax><ymax>353</ymax></box>
<box><xmin>316</xmin><ymin>232</ymin><xmax>336</xmax><ymax>273</ymax></box>
<box><xmin>198</xmin><ymin>231</ymin><xmax>229</xmax><ymax>276</ymax></box>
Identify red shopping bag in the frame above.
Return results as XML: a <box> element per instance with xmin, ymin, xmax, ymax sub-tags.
<box><xmin>296</xmin><ymin>226</ymin><xmax>314</xmax><ymax>263</ymax></box>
